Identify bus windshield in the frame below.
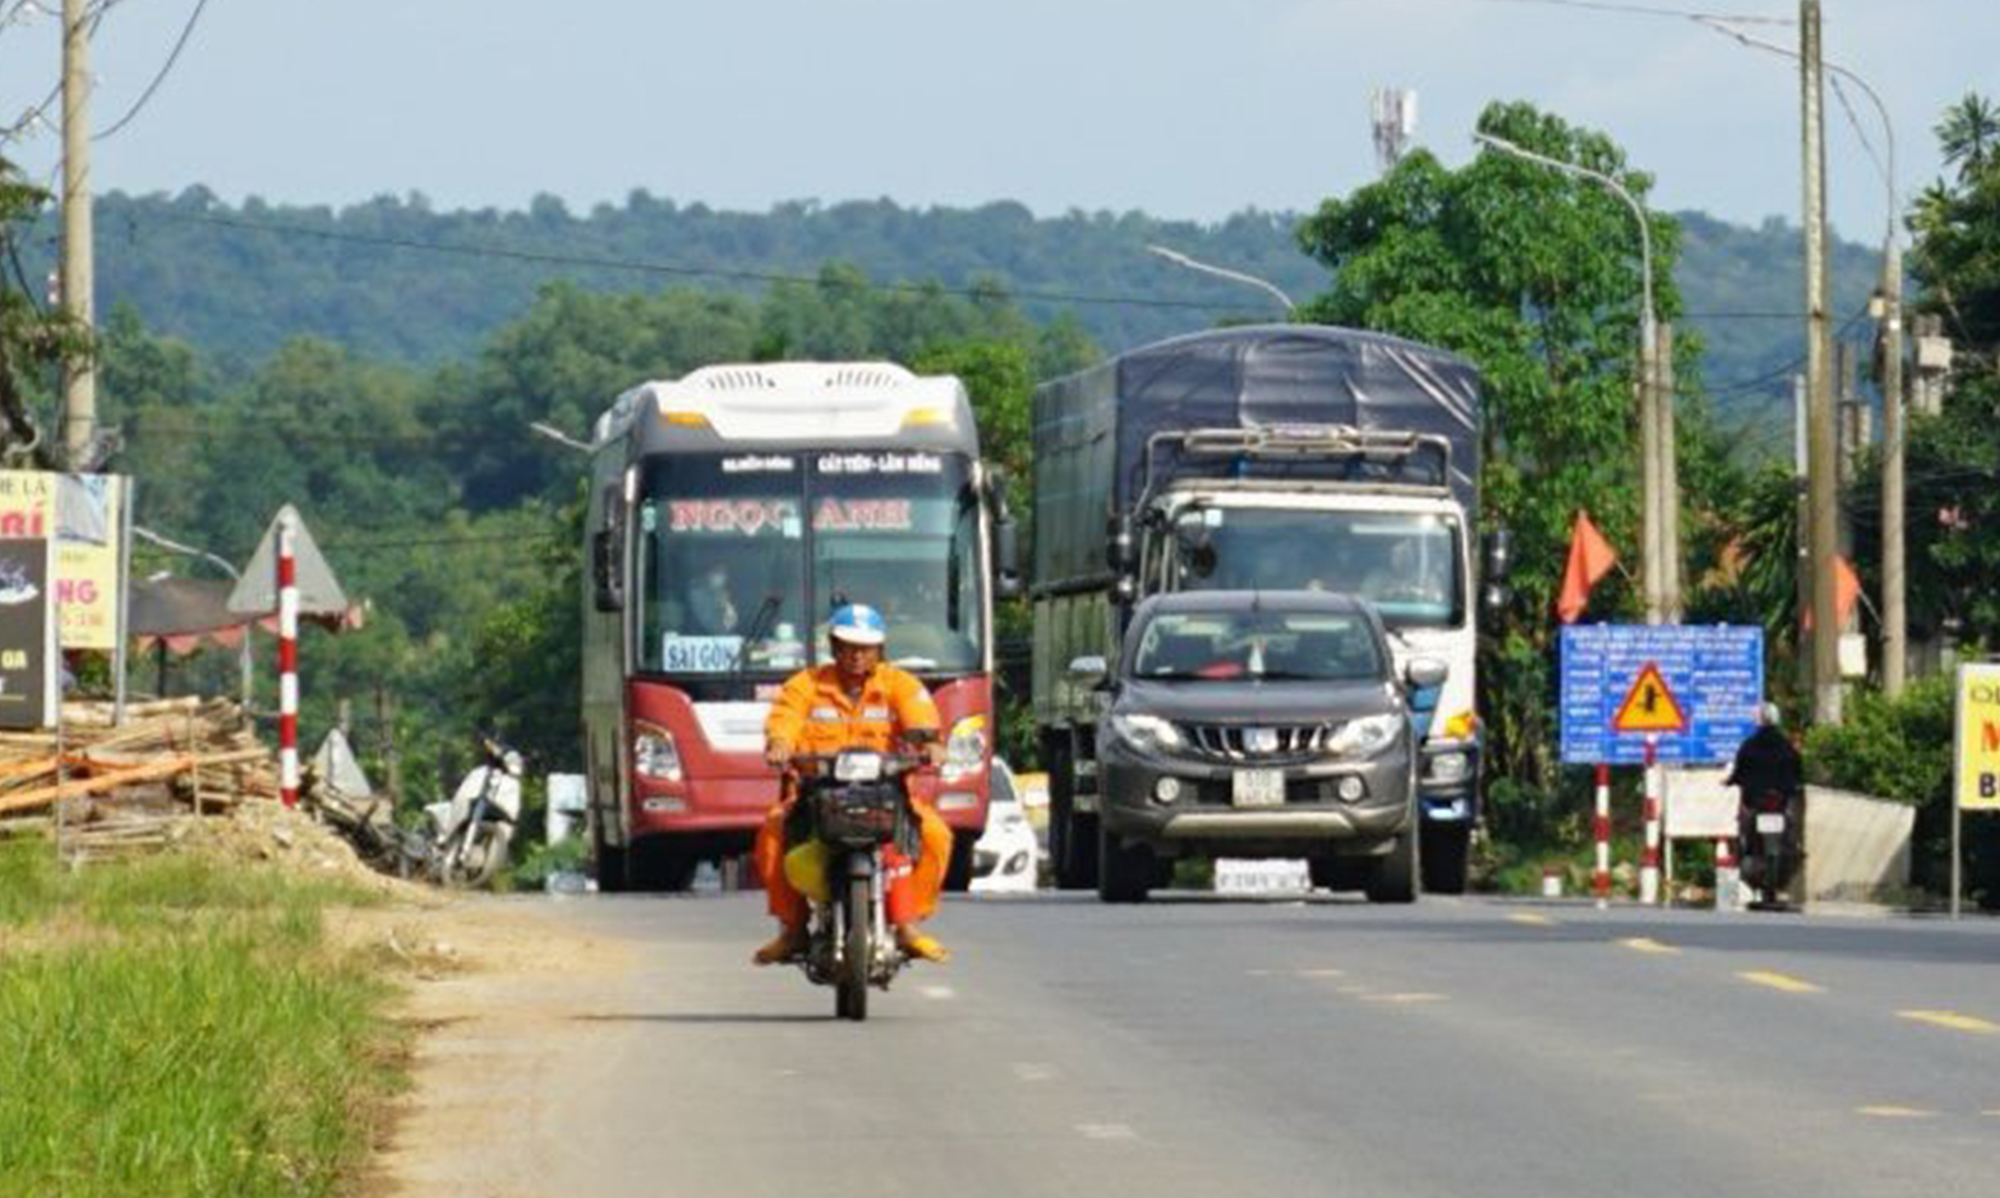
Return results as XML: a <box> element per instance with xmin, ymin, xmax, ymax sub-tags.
<box><xmin>1168</xmin><ymin>508</ymin><xmax>1464</xmax><ymax>630</ymax></box>
<box><xmin>634</xmin><ymin>451</ymin><xmax>984</xmax><ymax>676</ymax></box>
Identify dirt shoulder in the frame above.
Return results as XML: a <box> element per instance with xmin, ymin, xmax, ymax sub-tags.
<box><xmin>337</xmin><ymin>895</ymin><xmax>641</xmax><ymax>1198</ymax></box>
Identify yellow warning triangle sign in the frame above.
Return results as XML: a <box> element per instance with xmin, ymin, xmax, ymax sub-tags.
<box><xmin>1612</xmin><ymin>662</ymin><xmax>1687</xmax><ymax>733</ymax></box>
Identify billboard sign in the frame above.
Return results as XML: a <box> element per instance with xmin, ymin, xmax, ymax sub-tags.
<box><xmin>1560</xmin><ymin>624</ymin><xmax>1764</xmax><ymax>765</ymax></box>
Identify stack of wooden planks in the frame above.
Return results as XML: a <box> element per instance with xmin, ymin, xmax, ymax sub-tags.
<box><xmin>0</xmin><ymin>698</ymin><xmax>278</xmax><ymax>855</ymax></box>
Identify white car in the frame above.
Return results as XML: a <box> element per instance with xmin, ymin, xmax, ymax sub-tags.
<box><xmin>970</xmin><ymin>760</ymin><xmax>1040</xmax><ymax>893</ymax></box>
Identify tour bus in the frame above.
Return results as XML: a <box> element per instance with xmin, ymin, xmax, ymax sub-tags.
<box><xmin>580</xmin><ymin>362</ymin><xmax>1019</xmax><ymax>891</ymax></box>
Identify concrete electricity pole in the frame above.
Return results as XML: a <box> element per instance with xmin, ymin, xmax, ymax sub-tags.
<box><xmin>1879</xmin><ymin>233</ymin><xmax>1907</xmax><ymax>694</ymax></box>
<box><xmin>60</xmin><ymin>0</ymin><xmax>97</xmax><ymax>468</ymax></box>
<box><xmin>1801</xmin><ymin>0</ymin><xmax>1841</xmax><ymax>725</ymax></box>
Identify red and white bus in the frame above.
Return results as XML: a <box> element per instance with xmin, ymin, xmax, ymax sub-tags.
<box><xmin>580</xmin><ymin>363</ymin><xmax>1019</xmax><ymax>891</ymax></box>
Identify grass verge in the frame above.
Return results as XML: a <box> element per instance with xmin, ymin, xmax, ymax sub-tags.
<box><xmin>0</xmin><ymin>835</ymin><xmax>408</xmax><ymax>1198</ymax></box>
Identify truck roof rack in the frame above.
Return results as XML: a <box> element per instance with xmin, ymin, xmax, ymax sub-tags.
<box><xmin>1134</xmin><ymin>425</ymin><xmax>1454</xmax><ymax>514</ymax></box>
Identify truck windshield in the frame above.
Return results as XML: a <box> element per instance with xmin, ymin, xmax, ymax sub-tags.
<box><xmin>810</xmin><ymin>452</ymin><xmax>983</xmax><ymax>672</ymax></box>
<box><xmin>1131</xmin><ymin>610</ymin><xmax>1383</xmax><ymax>682</ymax></box>
<box><xmin>1168</xmin><ymin>509</ymin><xmax>1463</xmax><ymax>630</ymax></box>
<box><xmin>633</xmin><ymin>451</ymin><xmax>985</xmax><ymax>676</ymax></box>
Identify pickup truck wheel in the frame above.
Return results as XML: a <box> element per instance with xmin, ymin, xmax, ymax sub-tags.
<box><xmin>1096</xmin><ymin>822</ymin><xmax>1153</xmax><ymax>903</ymax></box>
<box><xmin>1420</xmin><ymin>823</ymin><xmax>1471</xmax><ymax>895</ymax></box>
<box><xmin>1365</xmin><ymin>822</ymin><xmax>1420</xmax><ymax>905</ymax></box>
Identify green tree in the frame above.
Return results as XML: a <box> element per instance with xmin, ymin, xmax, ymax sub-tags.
<box><xmin>1937</xmin><ymin>92</ymin><xmax>2000</xmax><ymax>183</ymax></box>
<box><xmin>0</xmin><ymin>156</ymin><xmax>88</xmax><ymax>464</ymax></box>
<box><xmin>1296</xmin><ymin>101</ymin><xmax>1704</xmax><ymax>843</ymax></box>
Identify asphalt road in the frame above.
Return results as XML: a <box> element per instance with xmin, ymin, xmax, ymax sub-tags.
<box><xmin>401</xmin><ymin>891</ymin><xmax>2000</xmax><ymax>1198</ymax></box>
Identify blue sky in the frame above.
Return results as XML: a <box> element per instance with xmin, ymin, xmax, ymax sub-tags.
<box><xmin>1</xmin><ymin>0</ymin><xmax>1990</xmax><ymax>240</ymax></box>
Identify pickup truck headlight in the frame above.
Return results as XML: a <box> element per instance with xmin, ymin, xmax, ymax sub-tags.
<box><xmin>633</xmin><ymin>722</ymin><xmax>683</xmax><ymax>782</ymax></box>
<box><xmin>942</xmin><ymin>715</ymin><xmax>988</xmax><ymax>783</ymax></box>
<box><xmin>1110</xmin><ymin>712</ymin><xmax>1183</xmax><ymax>752</ymax></box>
<box><xmin>1328</xmin><ymin>713</ymin><xmax>1401</xmax><ymax>758</ymax></box>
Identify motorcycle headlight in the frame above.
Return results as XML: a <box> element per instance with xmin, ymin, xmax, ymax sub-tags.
<box><xmin>942</xmin><ymin>715</ymin><xmax>988</xmax><ymax>782</ymax></box>
<box><xmin>1111</xmin><ymin>712</ymin><xmax>1183</xmax><ymax>752</ymax></box>
<box><xmin>1428</xmin><ymin>750</ymin><xmax>1471</xmax><ymax>784</ymax></box>
<box><xmin>633</xmin><ymin>722</ymin><xmax>683</xmax><ymax>782</ymax></box>
<box><xmin>1328</xmin><ymin>713</ymin><xmax>1401</xmax><ymax>758</ymax></box>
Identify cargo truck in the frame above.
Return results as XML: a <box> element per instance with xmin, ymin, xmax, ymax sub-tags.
<box><xmin>1030</xmin><ymin>325</ymin><xmax>1504</xmax><ymax>894</ymax></box>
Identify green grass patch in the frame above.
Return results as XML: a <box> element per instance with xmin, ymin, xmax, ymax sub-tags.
<box><xmin>0</xmin><ymin>837</ymin><xmax>407</xmax><ymax>1198</ymax></box>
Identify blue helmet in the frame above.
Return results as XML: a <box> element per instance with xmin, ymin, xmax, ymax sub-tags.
<box><xmin>828</xmin><ymin>603</ymin><xmax>888</xmax><ymax>646</ymax></box>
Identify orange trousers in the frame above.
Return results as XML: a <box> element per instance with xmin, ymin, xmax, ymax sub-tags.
<box><xmin>753</xmin><ymin>796</ymin><xmax>952</xmax><ymax>929</ymax></box>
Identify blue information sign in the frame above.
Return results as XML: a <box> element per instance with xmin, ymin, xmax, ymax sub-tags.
<box><xmin>1559</xmin><ymin>624</ymin><xmax>1764</xmax><ymax>765</ymax></box>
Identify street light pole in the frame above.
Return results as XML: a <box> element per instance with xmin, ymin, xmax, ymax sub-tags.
<box><xmin>1472</xmin><ymin>131</ymin><xmax>1674</xmax><ymax>624</ymax></box>
<box><xmin>1144</xmin><ymin>244</ymin><xmax>1295</xmax><ymax>316</ymax></box>
<box><xmin>1697</xmin><ymin>12</ymin><xmax>1905</xmax><ymax>696</ymax></box>
<box><xmin>133</xmin><ymin>525</ymin><xmax>252</xmax><ymax>707</ymax></box>
<box><xmin>529</xmin><ymin>421</ymin><xmax>594</xmax><ymax>453</ymax></box>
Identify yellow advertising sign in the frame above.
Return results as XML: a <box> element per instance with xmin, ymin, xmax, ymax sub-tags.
<box><xmin>0</xmin><ymin>471</ymin><xmax>126</xmax><ymax>651</ymax></box>
<box><xmin>1957</xmin><ymin>663</ymin><xmax>2000</xmax><ymax>812</ymax></box>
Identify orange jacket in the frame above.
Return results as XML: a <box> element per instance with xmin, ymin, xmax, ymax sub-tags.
<box><xmin>764</xmin><ymin>662</ymin><xmax>941</xmax><ymax>758</ymax></box>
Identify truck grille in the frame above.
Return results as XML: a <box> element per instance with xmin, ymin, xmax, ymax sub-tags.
<box><xmin>1177</xmin><ymin>723</ymin><xmax>1335</xmax><ymax>762</ymax></box>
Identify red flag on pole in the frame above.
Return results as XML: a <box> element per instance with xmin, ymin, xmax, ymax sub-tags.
<box><xmin>1556</xmin><ymin>509</ymin><xmax>1619</xmax><ymax>624</ymax></box>
<box><xmin>1801</xmin><ymin>554</ymin><xmax>1862</xmax><ymax>632</ymax></box>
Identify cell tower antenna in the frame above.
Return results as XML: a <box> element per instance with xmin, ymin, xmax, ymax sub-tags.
<box><xmin>1371</xmin><ymin>87</ymin><xmax>1418</xmax><ymax>174</ymax></box>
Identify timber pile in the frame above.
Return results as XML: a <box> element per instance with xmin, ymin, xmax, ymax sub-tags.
<box><xmin>0</xmin><ymin>696</ymin><xmax>280</xmax><ymax>859</ymax></box>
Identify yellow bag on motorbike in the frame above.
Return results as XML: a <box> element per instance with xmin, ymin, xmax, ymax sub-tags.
<box><xmin>783</xmin><ymin>840</ymin><xmax>833</xmax><ymax>904</ymax></box>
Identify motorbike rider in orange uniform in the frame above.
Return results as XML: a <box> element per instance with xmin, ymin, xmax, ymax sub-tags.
<box><xmin>752</xmin><ymin>603</ymin><xmax>955</xmax><ymax>966</ymax></box>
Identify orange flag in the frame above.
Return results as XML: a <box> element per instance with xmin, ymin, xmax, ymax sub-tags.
<box><xmin>1556</xmin><ymin>509</ymin><xmax>1619</xmax><ymax>624</ymax></box>
<box><xmin>1800</xmin><ymin>555</ymin><xmax>1862</xmax><ymax>632</ymax></box>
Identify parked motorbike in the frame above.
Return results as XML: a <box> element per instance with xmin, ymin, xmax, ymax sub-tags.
<box><xmin>782</xmin><ymin>739</ymin><xmax>932</xmax><ymax>1021</ymax></box>
<box><xmin>425</xmin><ymin>735</ymin><xmax>525</xmax><ymax>888</ymax></box>
<box><xmin>1739</xmin><ymin>788</ymin><xmax>1802</xmax><ymax>909</ymax></box>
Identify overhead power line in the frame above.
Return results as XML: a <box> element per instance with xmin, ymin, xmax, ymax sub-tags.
<box><xmin>95</xmin><ymin>0</ymin><xmax>214</xmax><ymax>141</ymax></box>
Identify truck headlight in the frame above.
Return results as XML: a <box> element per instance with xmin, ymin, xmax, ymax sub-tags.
<box><xmin>942</xmin><ymin>715</ymin><xmax>988</xmax><ymax>782</ymax></box>
<box><xmin>1428</xmin><ymin>751</ymin><xmax>1471</xmax><ymax>784</ymax></box>
<box><xmin>1110</xmin><ymin>713</ymin><xmax>1183</xmax><ymax>752</ymax></box>
<box><xmin>1328</xmin><ymin>713</ymin><xmax>1401</xmax><ymax>758</ymax></box>
<box><xmin>633</xmin><ymin>722</ymin><xmax>683</xmax><ymax>782</ymax></box>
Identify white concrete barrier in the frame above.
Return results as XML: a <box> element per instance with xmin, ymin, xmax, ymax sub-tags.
<box><xmin>1803</xmin><ymin>785</ymin><xmax>1914</xmax><ymax>904</ymax></box>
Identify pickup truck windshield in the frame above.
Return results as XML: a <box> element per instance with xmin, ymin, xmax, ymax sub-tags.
<box><xmin>1169</xmin><ymin>509</ymin><xmax>1463</xmax><ymax>630</ymax></box>
<box><xmin>1130</xmin><ymin>611</ymin><xmax>1383</xmax><ymax>682</ymax></box>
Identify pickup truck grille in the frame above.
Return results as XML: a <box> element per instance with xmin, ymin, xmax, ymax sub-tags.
<box><xmin>1178</xmin><ymin>723</ymin><xmax>1335</xmax><ymax>762</ymax></box>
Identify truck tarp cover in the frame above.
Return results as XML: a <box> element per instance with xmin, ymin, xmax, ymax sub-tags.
<box><xmin>1032</xmin><ymin>325</ymin><xmax>1483</xmax><ymax>588</ymax></box>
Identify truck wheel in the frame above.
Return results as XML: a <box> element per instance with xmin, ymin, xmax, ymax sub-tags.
<box><xmin>1048</xmin><ymin>737</ymin><xmax>1099</xmax><ymax>890</ymax></box>
<box><xmin>592</xmin><ymin>817</ymin><xmax>629</xmax><ymax>894</ymax></box>
<box><xmin>1420</xmin><ymin>823</ymin><xmax>1471</xmax><ymax>895</ymax></box>
<box><xmin>1096</xmin><ymin>822</ymin><xmax>1153</xmax><ymax>903</ymax></box>
<box><xmin>943</xmin><ymin>830</ymin><xmax>975</xmax><ymax>892</ymax></box>
<box><xmin>1365</xmin><ymin>829</ymin><xmax>1419</xmax><ymax>904</ymax></box>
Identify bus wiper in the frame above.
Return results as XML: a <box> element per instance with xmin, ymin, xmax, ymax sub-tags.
<box><xmin>727</xmin><ymin>594</ymin><xmax>782</xmax><ymax>678</ymax></box>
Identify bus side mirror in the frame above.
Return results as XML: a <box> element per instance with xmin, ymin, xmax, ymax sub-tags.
<box><xmin>1106</xmin><ymin>514</ymin><xmax>1137</xmax><ymax>573</ymax></box>
<box><xmin>592</xmin><ymin>488</ymin><xmax>625</xmax><ymax>613</ymax></box>
<box><xmin>1482</xmin><ymin>528</ymin><xmax>1512</xmax><ymax>582</ymax></box>
<box><xmin>995</xmin><ymin>522</ymin><xmax>1023</xmax><ymax>600</ymax></box>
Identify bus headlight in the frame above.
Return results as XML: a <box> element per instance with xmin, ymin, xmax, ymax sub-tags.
<box><xmin>633</xmin><ymin>722</ymin><xmax>683</xmax><ymax>782</ymax></box>
<box><xmin>942</xmin><ymin>715</ymin><xmax>988</xmax><ymax>782</ymax></box>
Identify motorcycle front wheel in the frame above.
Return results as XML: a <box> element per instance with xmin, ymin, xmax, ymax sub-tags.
<box><xmin>837</xmin><ymin>873</ymin><xmax>872</xmax><ymax>1022</ymax></box>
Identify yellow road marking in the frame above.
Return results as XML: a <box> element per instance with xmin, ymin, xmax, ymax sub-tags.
<box><xmin>1361</xmin><ymin>992</ymin><xmax>1447</xmax><ymax>1004</ymax></box>
<box><xmin>1856</xmin><ymin>1105</ymin><xmax>1933</xmax><ymax>1119</ymax></box>
<box><xmin>1297</xmin><ymin>968</ymin><xmax>1347</xmax><ymax>978</ymax></box>
<box><xmin>1899</xmin><ymin>1010</ymin><xmax>1999</xmax><ymax>1034</ymax></box>
<box><xmin>1510</xmin><ymin>913</ymin><xmax>1557</xmax><ymax>927</ymax></box>
<box><xmin>1620</xmin><ymin>937</ymin><xmax>1680</xmax><ymax>955</ymax></box>
<box><xmin>1738</xmin><ymin>970</ymin><xmax>1823</xmax><ymax>994</ymax></box>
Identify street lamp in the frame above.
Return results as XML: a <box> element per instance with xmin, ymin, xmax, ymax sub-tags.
<box><xmin>1696</xmin><ymin>16</ymin><xmax>1908</xmax><ymax>696</ymax></box>
<box><xmin>529</xmin><ymin>421</ymin><xmax>593</xmax><ymax>453</ymax></box>
<box><xmin>1471</xmin><ymin>130</ymin><xmax>1677</xmax><ymax>624</ymax></box>
<box><xmin>1144</xmin><ymin>244</ymin><xmax>1295</xmax><ymax>316</ymax></box>
<box><xmin>133</xmin><ymin>524</ymin><xmax>252</xmax><ymax>706</ymax></box>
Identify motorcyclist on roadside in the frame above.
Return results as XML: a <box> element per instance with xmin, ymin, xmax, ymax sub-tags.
<box><xmin>1724</xmin><ymin>701</ymin><xmax>1804</xmax><ymax>852</ymax></box>
<box><xmin>752</xmin><ymin>603</ymin><xmax>954</xmax><ymax>966</ymax></box>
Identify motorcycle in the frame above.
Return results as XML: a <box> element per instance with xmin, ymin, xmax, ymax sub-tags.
<box><xmin>425</xmin><ymin>735</ymin><xmax>525</xmax><ymax>888</ymax></box>
<box><xmin>1739</xmin><ymin>788</ymin><xmax>1803</xmax><ymax>909</ymax></box>
<box><xmin>782</xmin><ymin>738</ymin><xmax>932</xmax><ymax>1021</ymax></box>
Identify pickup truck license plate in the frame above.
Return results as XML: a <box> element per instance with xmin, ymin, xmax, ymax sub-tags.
<box><xmin>1232</xmin><ymin>769</ymin><xmax>1285</xmax><ymax>808</ymax></box>
<box><xmin>1755</xmin><ymin>812</ymin><xmax>1787</xmax><ymax>834</ymax></box>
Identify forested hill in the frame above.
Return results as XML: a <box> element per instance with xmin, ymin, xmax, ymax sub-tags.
<box><xmin>67</xmin><ymin>188</ymin><xmax>1882</xmax><ymax>439</ymax></box>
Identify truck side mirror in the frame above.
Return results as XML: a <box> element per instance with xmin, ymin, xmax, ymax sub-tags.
<box><xmin>1405</xmin><ymin>657</ymin><xmax>1449</xmax><ymax>689</ymax></box>
<box><xmin>1482</xmin><ymin>528</ymin><xmax>1512</xmax><ymax>582</ymax></box>
<box><xmin>592</xmin><ymin>487</ymin><xmax>625</xmax><ymax>613</ymax></box>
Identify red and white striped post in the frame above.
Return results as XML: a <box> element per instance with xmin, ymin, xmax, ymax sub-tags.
<box><xmin>1714</xmin><ymin>835</ymin><xmax>1739</xmax><ymax>911</ymax></box>
<box><xmin>277</xmin><ymin>511</ymin><xmax>299</xmax><ymax>809</ymax></box>
<box><xmin>1640</xmin><ymin>734</ymin><xmax>1662</xmax><ymax>904</ymax></box>
<box><xmin>1593</xmin><ymin>763</ymin><xmax>1611</xmax><ymax>909</ymax></box>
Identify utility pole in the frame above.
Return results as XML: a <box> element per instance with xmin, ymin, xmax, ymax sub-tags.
<box><xmin>1801</xmin><ymin>0</ymin><xmax>1842</xmax><ymax>725</ymax></box>
<box><xmin>1880</xmin><ymin>234</ymin><xmax>1907</xmax><ymax>694</ymax></box>
<box><xmin>60</xmin><ymin>0</ymin><xmax>96</xmax><ymax>468</ymax></box>
<box><xmin>1656</xmin><ymin>321</ymin><xmax>1681</xmax><ymax>620</ymax></box>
